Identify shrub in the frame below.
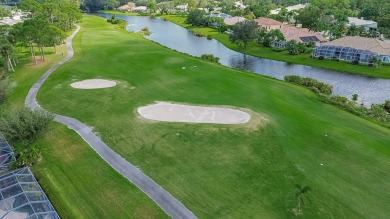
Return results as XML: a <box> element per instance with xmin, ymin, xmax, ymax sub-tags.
<box><xmin>201</xmin><ymin>54</ymin><xmax>220</xmax><ymax>63</ymax></box>
<box><xmin>352</xmin><ymin>94</ymin><xmax>358</xmax><ymax>101</ymax></box>
<box><xmin>318</xmin><ymin>56</ymin><xmax>325</xmax><ymax>60</ymax></box>
<box><xmin>0</xmin><ymin>108</ymin><xmax>53</xmax><ymax>144</ymax></box>
<box><xmin>307</xmin><ymin>41</ymin><xmax>316</xmax><ymax>48</ymax></box>
<box><xmin>272</xmin><ymin>47</ymin><xmax>285</xmax><ymax>52</ymax></box>
<box><xmin>284</xmin><ymin>75</ymin><xmax>333</xmax><ymax>95</ymax></box>
<box><xmin>207</xmin><ymin>35</ymin><xmax>212</xmax><ymax>40</ymax></box>
<box><xmin>140</xmin><ymin>27</ymin><xmax>151</xmax><ymax>35</ymax></box>
<box><xmin>352</xmin><ymin>60</ymin><xmax>359</xmax><ymax>65</ymax></box>
<box><xmin>192</xmin><ymin>31</ymin><xmax>205</xmax><ymax>37</ymax></box>
<box><xmin>0</xmin><ymin>77</ymin><xmax>13</xmax><ymax>105</ymax></box>
<box><xmin>10</xmin><ymin>145</ymin><xmax>43</xmax><ymax>168</ymax></box>
<box><xmin>385</xmin><ymin>100</ymin><xmax>390</xmax><ymax>112</ymax></box>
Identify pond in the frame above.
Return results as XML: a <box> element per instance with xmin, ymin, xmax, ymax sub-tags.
<box><xmin>99</xmin><ymin>14</ymin><xmax>390</xmax><ymax>106</ymax></box>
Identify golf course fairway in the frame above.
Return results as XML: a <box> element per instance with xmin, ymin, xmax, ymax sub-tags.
<box><xmin>37</xmin><ymin>15</ymin><xmax>390</xmax><ymax>218</ymax></box>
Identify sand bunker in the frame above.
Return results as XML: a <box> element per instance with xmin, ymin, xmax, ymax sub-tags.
<box><xmin>71</xmin><ymin>79</ymin><xmax>116</xmax><ymax>89</ymax></box>
<box><xmin>138</xmin><ymin>102</ymin><xmax>250</xmax><ymax>124</ymax></box>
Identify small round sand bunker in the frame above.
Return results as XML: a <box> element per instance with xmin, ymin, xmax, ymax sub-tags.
<box><xmin>71</xmin><ymin>79</ymin><xmax>116</xmax><ymax>89</ymax></box>
<box><xmin>138</xmin><ymin>102</ymin><xmax>250</xmax><ymax>124</ymax></box>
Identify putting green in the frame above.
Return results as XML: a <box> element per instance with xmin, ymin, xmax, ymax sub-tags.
<box><xmin>37</xmin><ymin>15</ymin><xmax>390</xmax><ymax>218</ymax></box>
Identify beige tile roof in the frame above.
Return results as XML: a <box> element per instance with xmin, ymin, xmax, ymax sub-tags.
<box><xmin>324</xmin><ymin>36</ymin><xmax>390</xmax><ymax>56</ymax></box>
<box><xmin>224</xmin><ymin>16</ymin><xmax>246</xmax><ymax>25</ymax></box>
<box><xmin>280</xmin><ymin>25</ymin><xmax>326</xmax><ymax>43</ymax></box>
<box><xmin>255</xmin><ymin>17</ymin><xmax>282</xmax><ymax>26</ymax></box>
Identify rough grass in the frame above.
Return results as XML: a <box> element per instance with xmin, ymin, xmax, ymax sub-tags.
<box><xmin>37</xmin><ymin>15</ymin><xmax>390</xmax><ymax>218</ymax></box>
<box><xmin>161</xmin><ymin>15</ymin><xmax>390</xmax><ymax>79</ymax></box>
<box><xmin>7</xmin><ymin>30</ymin><xmax>167</xmax><ymax>218</ymax></box>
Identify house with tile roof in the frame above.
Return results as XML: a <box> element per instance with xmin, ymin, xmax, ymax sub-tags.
<box><xmin>255</xmin><ymin>17</ymin><xmax>283</xmax><ymax>30</ymax></box>
<box><xmin>224</xmin><ymin>16</ymin><xmax>246</xmax><ymax>26</ymax></box>
<box><xmin>313</xmin><ymin>36</ymin><xmax>390</xmax><ymax>64</ymax></box>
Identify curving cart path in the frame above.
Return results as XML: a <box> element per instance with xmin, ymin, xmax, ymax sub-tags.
<box><xmin>25</xmin><ymin>25</ymin><xmax>197</xmax><ymax>219</ymax></box>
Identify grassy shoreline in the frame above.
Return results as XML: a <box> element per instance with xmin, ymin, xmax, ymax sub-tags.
<box><xmin>37</xmin><ymin>15</ymin><xmax>390</xmax><ymax>218</ymax></box>
<box><xmin>159</xmin><ymin>14</ymin><xmax>390</xmax><ymax>79</ymax></box>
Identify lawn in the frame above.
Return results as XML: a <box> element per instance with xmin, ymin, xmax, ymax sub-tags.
<box><xmin>161</xmin><ymin>15</ymin><xmax>390</xmax><ymax>79</ymax></box>
<box><xmin>37</xmin><ymin>15</ymin><xmax>390</xmax><ymax>218</ymax></box>
<box><xmin>7</xmin><ymin>28</ymin><xmax>167</xmax><ymax>218</ymax></box>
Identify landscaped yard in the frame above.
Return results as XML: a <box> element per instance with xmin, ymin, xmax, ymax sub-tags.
<box><xmin>36</xmin><ymin>15</ymin><xmax>390</xmax><ymax>218</ymax></box>
<box><xmin>161</xmin><ymin>14</ymin><xmax>390</xmax><ymax>79</ymax></box>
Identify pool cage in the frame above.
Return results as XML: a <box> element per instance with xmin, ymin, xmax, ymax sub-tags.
<box><xmin>0</xmin><ymin>133</ymin><xmax>60</xmax><ymax>219</ymax></box>
<box><xmin>0</xmin><ymin>167</ymin><xmax>60</xmax><ymax>219</ymax></box>
<box><xmin>0</xmin><ymin>134</ymin><xmax>14</xmax><ymax>171</ymax></box>
<box><xmin>313</xmin><ymin>45</ymin><xmax>378</xmax><ymax>64</ymax></box>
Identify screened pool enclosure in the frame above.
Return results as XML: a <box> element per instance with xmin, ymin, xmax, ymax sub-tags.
<box><xmin>0</xmin><ymin>134</ymin><xmax>14</xmax><ymax>171</ymax></box>
<box><xmin>0</xmin><ymin>167</ymin><xmax>60</xmax><ymax>219</ymax></box>
<box><xmin>0</xmin><ymin>134</ymin><xmax>60</xmax><ymax>219</ymax></box>
<box><xmin>313</xmin><ymin>45</ymin><xmax>378</xmax><ymax>64</ymax></box>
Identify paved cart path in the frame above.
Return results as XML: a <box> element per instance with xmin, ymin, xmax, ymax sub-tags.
<box><xmin>26</xmin><ymin>25</ymin><xmax>197</xmax><ymax>219</ymax></box>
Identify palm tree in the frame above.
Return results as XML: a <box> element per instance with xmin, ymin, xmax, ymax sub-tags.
<box><xmin>347</xmin><ymin>24</ymin><xmax>359</xmax><ymax>36</ymax></box>
<box><xmin>294</xmin><ymin>184</ymin><xmax>311</xmax><ymax>214</ymax></box>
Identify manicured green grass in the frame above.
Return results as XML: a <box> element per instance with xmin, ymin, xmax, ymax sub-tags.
<box><xmin>7</xmin><ymin>29</ymin><xmax>167</xmax><ymax>218</ymax></box>
<box><xmin>99</xmin><ymin>10</ymin><xmax>140</xmax><ymax>16</ymax></box>
<box><xmin>37</xmin><ymin>15</ymin><xmax>390</xmax><ymax>218</ymax></box>
<box><xmin>161</xmin><ymin>15</ymin><xmax>390</xmax><ymax>79</ymax></box>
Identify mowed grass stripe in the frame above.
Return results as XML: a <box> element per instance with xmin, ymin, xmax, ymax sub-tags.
<box><xmin>37</xmin><ymin>15</ymin><xmax>390</xmax><ymax>218</ymax></box>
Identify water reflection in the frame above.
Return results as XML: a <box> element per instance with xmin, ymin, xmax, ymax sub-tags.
<box><xmin>98</xmin><ymin>14</ymin><xmax>390</xmax><ymax>106</ymax></box>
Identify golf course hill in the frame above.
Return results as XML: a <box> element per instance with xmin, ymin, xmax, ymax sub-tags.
<box><xmin>36</xmin><ymin>15</ymin><xmax>390</xmax><ymax>218</ymax></box>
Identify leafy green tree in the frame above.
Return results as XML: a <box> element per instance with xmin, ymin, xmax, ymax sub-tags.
<box><xmin>258</xmin><ymin>29</ymin><xmax>285</xmax><ymax>47</ymax></box>
<box><xmin>146</xmin><ymin>1</ymin><xmax>157</xmax><ymax>14</ymax></box>
<box><xmin>286</xmin><ymin>40</ymin><xmax>299</xmax><ymax>55</ymax></box>
<box><xmin>186</xmin><ymin>10</ymin><xmax>206</xmax><ymax>26</ymax></box>
<box><xmin>347</xmin><ymin>24</ymin><xmax>359</xmax><ymax>36</ymax></box>
<box><xmin>229</xmin><ymin>20</ymin><xmax>259</xmax><ymax>49</ymax></box>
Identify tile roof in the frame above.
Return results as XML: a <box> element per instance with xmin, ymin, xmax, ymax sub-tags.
<box><xmin>324</xmin><ymin>36</ymin><xmax>390</xmax><ymax>56</ymax></box>
<box><xmin>280</xmin><ymin>25</ymin><xmax>326</xmax><ymax>43</ymax></box>
<box><xmin>255</xmin><ymin>17</ymin><xmax>282</xmax><ymax>26</ymax></box>
<box><xmin>224</xmin><ymin>16</ymin><xmax>246</xmax><ymax>25</ymax></box>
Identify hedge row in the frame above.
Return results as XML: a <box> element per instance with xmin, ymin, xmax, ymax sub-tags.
<box><xmin>284</xmin><ymin>75</ymin><xmax>333</xmax><ymax>95</ymax></box>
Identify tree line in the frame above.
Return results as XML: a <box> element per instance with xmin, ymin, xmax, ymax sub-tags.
<box><xmin>0</xmin><ymin>0</ymin><xmax>82</xmax><ymax>168</ymax></box>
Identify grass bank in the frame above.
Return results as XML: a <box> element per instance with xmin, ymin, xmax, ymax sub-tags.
<box><xmin>161</xmin><ymin>14</ymin><xmax>390</xmax><ymax>79</ymax></box>
<box><xmin>6</xmin><ymin>28</ymin><xmax>167</xmax><ymax>218</ymax></box>
<box><xmin>37</xmin><ymin>15</ymin><xmax>390</xmax><ymax>218</ymax></box>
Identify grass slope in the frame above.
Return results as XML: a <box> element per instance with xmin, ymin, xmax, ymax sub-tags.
<box><xmin>37</xmin><ymin>15</ymin><xmax>390</xmax><ymax>218</ymax></box>
<box><xmin>7</xmin><ymin>30</ymin><xmax>167</xmax><ymax>218</ymax></box>
<box><xmin>161</xmin><ymin>15</ymin><xmax>390</xmax><ymax>79</ymax></box>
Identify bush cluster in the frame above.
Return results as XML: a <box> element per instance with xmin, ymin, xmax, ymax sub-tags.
<box><xmin>0</xmin><ymin>74</ymin><xmax>12</xmax><ymax>106</ymax></box>
<box><xmin>284</xmin><ymin>75</ymin><xmax>333</xmax><ymax>95</ymax></box>
<box><xmin>0</xmin><ymin>108</ymin><xmax>53</xmax><ymax>168</ymax></box>
<box><xmin>107</xmin><ymin>15</ymin><xmax>126</xmax><ymax>25</ymax></box>
<box><xmin>320</xmin><ymin>95</ymin><xmax>390</xmax><ymax>127</ymax></box>
<box><xmin>0</xmin><ymin>108</ymin><xmax>53</xmax><ymax>144</ymax></box>
<box><xmin>200</xmin><ymin>54</ymin><xmax>220</xmax><ymax>63</ymax></box>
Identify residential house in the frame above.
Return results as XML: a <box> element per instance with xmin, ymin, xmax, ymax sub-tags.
<box><xmin>313</xmin><ymin>36</ymin><xmax>390</xmax><ymax>64</ymax></box>
<box><xmin>347</xmin><ymin>17</ymin><xmax>377</xmax><ymax>31</ymax></box>
<box><xmin>224</xmin><ymin>16</ymin><xmax>246</xmax><ymax>26</ymax></box>
<box><xmin>255</xmin><ymin>17</ymin><xmax>283</xmax><ymax>30</ymax></box>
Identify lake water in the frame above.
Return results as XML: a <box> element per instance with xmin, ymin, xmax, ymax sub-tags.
<box><xmin>99</xmin><ymin>14</ymin><xmax>390</xmax><ymax>106</ymax></box>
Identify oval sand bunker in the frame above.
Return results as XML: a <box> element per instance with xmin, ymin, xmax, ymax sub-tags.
<box><xmin>71</xmin><ymin>79</ymin><xmax>117</xmax><ymax>89</ymax></box>
<box><xmin>138</xmin><ymin>102</ymin><xmax>250</xmax><ymax>124</ymax></box>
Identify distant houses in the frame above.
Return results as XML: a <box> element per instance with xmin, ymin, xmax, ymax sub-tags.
<box><xmin>270</xmin><ymin>4</ymin><xmax>307</xmax><ymax>15</ymax></box>
<box><xmin>254</xmin><ymin>17</ymin><xmax>326</xmax><ymax>47</ymax></box>
<box><xmin>347</xmin><ymin>17</ymin><xmax>377</xmax><ymax>31</ymax></box>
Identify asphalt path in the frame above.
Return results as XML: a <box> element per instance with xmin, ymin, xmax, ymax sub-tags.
<box><xmin>25</xmin><ymin>25</ymin><xmax>197</xmax><ymax>219</ymax></box>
